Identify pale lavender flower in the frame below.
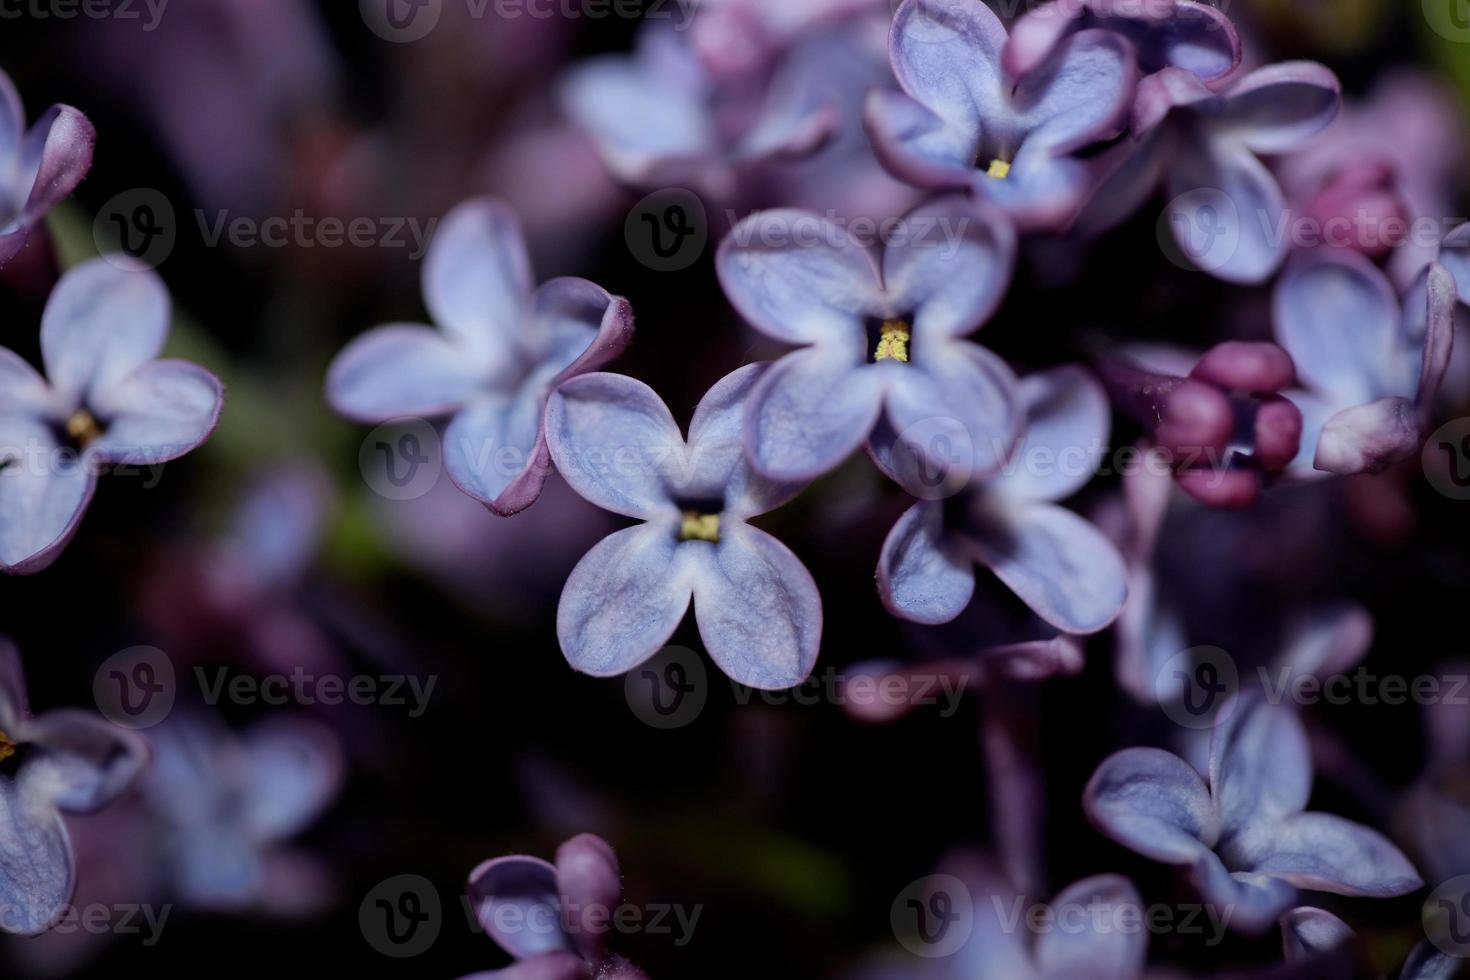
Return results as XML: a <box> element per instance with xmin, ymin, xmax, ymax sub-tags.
<box><xmin>0</xmin><ymin>68</ymin><xmax>95</xmax><ymax>265</ymax></box>
<box><xmin>1080</xmin><ymin>64</ymin><xmax>1340</xmax><ymax>283</ymax></box>
<box><xmin>1274</xmin><ymin>252</ymin><xmax>1455</xmax><ymax>475</ymax></box>
<box><xmin>546</xmin><ymin>365</ymin><xmax>820</xmax><ymax>691</ymax></box>
<box><xmin>875</xmin><ymin>365</ymin><xmax>1127</xmax><ymax>636</ymax></box>
<box><xmin>0</xmin><ymin>639</ymin><xmax>148</xmax><ymax>935</ymax></box>
<box><xmin>0</xmin><ymin>257</ymin><xmax>225</xmax><ymax>574</ymax></box>
<box><xmin>461</xmin><ymin>834</ymin><xmax>649</xmax><ymax>980</ymax></box>
<box><xmin>717</xmin><ymin>196</ymin><xmax>1020</xmax><ymax>483</ymax></box>
<box><xmin>863</xmin><ymin>0</ymin><xmax>1137</xmax><ymax>230</ymax></box>
<box><xmin>1085</xmin><ymin>694</ymin><xmax>1421</xmax><ymax>935</ymax></box>
<box><xmin>326</xmin><ymin>198</ymin><xmax>633</xmax><ymax>516</ymax></box>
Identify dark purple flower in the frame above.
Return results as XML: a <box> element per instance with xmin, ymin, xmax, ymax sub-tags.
<box><xmin>1274</xmin><ymin>252</ymin><xmax>1456</xmax><ymax>475</ymax></box>
<box><xmin>1101</xmin><ymin>341</ymin><xmax>1303</xmax><ymax>509</ymax></box>
<box><xmin>717</xmin><ymin>197</ymin><xmax>1020</xmax><ymax>483</ymax></box>
<box><xmin>546</xmin><ymin>365</ymin><xmax>821</xmax><ymax>690</ymax></box>
<box><xmin>0</xmin><ymin>257</ymin><xmax>225</xmax><ymax>574</ymax></box>
<box><xmin>144</xmin><ymin>714</ymin><xmax>342</xmax><ymax>915</ymax></box>
<box><xmin>462</xmin><ymin>834</ymin><xmax>649</xmax><ymax>980</ymax></box>
<box><xmin>1005</xmin><ymin>0</ymin><xmax>1241</xmax><ymax>87</ymax></box>
<box><xmin>1081</xmin><ymin>63</ymin><xmax>1340</xmax><ymax>283</ymax></box>
<box><xmin>326</xmin><ymin>198</ymin><xmax>633</xmax><ymax>516</ymax></box>
<box><xmin>875</xmin><ymin>365</ymin><xmax>1128</xmax><ymax>635</ymax></box>
<box><xmin>864</xmin><ymin>0</ymin><xmax>1137</xmax><ymax>230</ymax></box>
<box><xmin>0</xmin><ymin>68</ymin><xmax>95</xmax><ymax>266</ymax></box>
<box><xmin>1085</xmin><ymin>694</ymin><xmax>1421</xmax><ymax>935</ymax></box>
<box><xmin>0</xmin><ymin>639</ymin><xmax>148</xmax><ymax>935</ymax></box>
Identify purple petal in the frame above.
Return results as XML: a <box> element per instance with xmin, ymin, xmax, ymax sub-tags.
<box><xmin>464</xmin><ymin>954</ymin><xmax>590</xmax><ymax>980</ymax></box>
<box><xmin>0</xmin><ymin>69</ymin><xmax>23</xmax><ymax>164</ymax></box>
<box><xmin>0</xmin><ymin>778</ymin><xmax>72</xmax><ymax>935</ymax></box>
<box><xmin>1413</xmin><ymin>263</ymin><xmax>1456</xmax><ymax>408</ymax></box>
<box><xmin>1239</xmin><ymin>812</ymin><xmax>1422</xmax><ymax>897</ymax></box>
<box><xmin>1275</xmin><ymin>605</ymin><xmax>1372</xmax><ymax>680</ymax></box>
<box><xmin>557</xmin><ymin>525</ymin><xmax>692</xmax><ymax>678</ymax></box>
<box><xmin>444</xmin><ymin>390</ymin><xmax>553</xmax><ymax>516</ymax></box>
<box><xmin>40</xmin><ymin>257</ymin><xmax>170</xmax><ymax>410</ymax></box>
<box><xmin>1313</xmin><ymin>397</ymin><xmax>1419</xmax><ymax>475</ymax></box>
<box><xmin>237</xmin><ymin>717</ymin><xmax>342</xmax><ymax>843</ymax></box>
<box><xmin>683</xmin><ymin>363</ymin><xmax>803</xmax><ymax>520</ymax></box>
<box><xmin>1215</xmin><ymin>62</ymin><xmax>1341</xmax><ymax>155</ymax></box>
<box><xmin>1084</xmin><ymin>746</ymin><xmax>1220</xmax><ymax>863</ymax></box>
<box><xmin>1074</xmin><ymin>126</ymin><xmax>1171</xmax><ymax>236</ymax></box>
<box><xmin>744</xmin><ymin>346</ymin><xmax>885</xmax><ymax>481</ymax></box>
<box><xmin>1166</xmin><ymin>142</ymin><xmax>1290</xmax><ymax>285</ymax></box>
<box><xmin>1132</xmin><ymin>67</ymin><xmax>1223</xmax><ymax>135</ymax></box>
<box><xmin>423</xmin><ymin>198</ymin><xmax>533</xmax><ymax>360</ymax></box>
<box><xmin>862</xmin><ymin>88</ymin><xmax>978</xmax><ymax>190</ymax></box>
<box><xmin>0</xmin><ymin>347</ymin><xmax>49</xmax><ymax>416</ymax></box>
<box><xmin>968</xmin><ymin>500</ymin><xmax>1128</xmax><ymax>634</ymax></box>
<box><xmin>1146</xmin><ymin>1</ymin><xmax>1241</xmax><ymax>82</ymax></box>
<box><xmin>885</xmin><ymin>340</ymin><xmax>1022</xmax><ymax>484</ymax></box>
<box><xmin>23</xmin><ymin>710</ymin><xmax>147</xmax><ymax>814</ymax></box>
<box><xmin>735</xmin><ymin>43</ymin><xmax>841</xmax><ymax>163</ymax></box>
<box><xmin>1209</xmin><ymin>696</ymin><xmax>1311</xmax><ymax>841</ymax></box>
<box><xmin>1400</xmin><ymin>943</ymin><xmax>1461</xmax><ymax>980</ymax></box>
<box><xmin>466</xmin><ymin>855</ymin><xmax>570</xmax><ymax>959</ymax></box>
<box><xmin>1280</xmin><ymin>907</ymin><xmax>1355</xmax><ymax>961</ymax></box>
<box><xmin>1186</xmin><ymin>857</ymin><xmax>1298</xmax><ymax>935</ymax></box>
<box><xmin>530</xmin><ymin>279</ymin><xmax>635</xmax><ymax>389</ymax></box>
<box><xmin>690</xmin><ymin>523</ymin><xmax>821</xmax><ymax>690</ymax></box>
<box><xmin>992</xmin><ymin>366</ymin><xmax>1111</xmax><ymax>504</ymax></box>
<box><xmin>1034</xmin><ymin>875</ymin><xmax>1148</xmax><ymax>980</ymax></box>
<box><xmin>326</xmin><ymin>325</ymin><xmax>488</xmax><ymax>423</ymax></box>
<box><xmin>716</xmin><ymin>210</ymin><xmax>880</xmax><ymax>346</ymax></box>
<box><xmin>1013</xmin><ymin>29</ymin><xmax>1136</xmax><ymax>155</ymax></box>
<box><xmin>88</xmin><ymin>360</ymin><xmax>224</xmax><ymax>465</ymax></box>
<box><xmin>1435</xmin><ymin>221</ymin><xmax>1470</xmax><ymax>304</ymax></box>
<box><xmin>1002</xmin><ymin>0</ymin><xmax>1084</xmax><ymax>82</ymax></box>
<box><xmin>0</xmin><ymin>417</ymin><xmax>96</xmax><ymax>575</ymax></box>
<box><xmin>0</xmin><ymin>638</ymin><xmax>26</xmax><ymax>732</ymax></box>
<box><xmin>13</xmin><ymin>104</ymin><xmax>95</xmax><ymax>232</ymax></box>
<box><xmin>544</xmin><ymin>373</ymin><xmax>684</xmax><ymax>520</ymax></box>
<box><xmin>554</xmin><ymin>834</ymin><xmax>622</xmax><ymax>962</ymax></box>
<box><xmin>887</xmin><ymin>0</ymin><xmax>1007</xmax><ymax>151</ymax></box>
<box><xmin>975</xmin><ymin>144</ymin><xmax>1098</xmax><ymax>230</ymax></box>
<box><xmin>882</xmin><ymin>197</ymin><xmax>1015</xmax><ymax>344</ymax></box>
<box><xmin>877</xmin><ymin>500</ymin><xmax>975</xmax><ymax>625</ymax></box>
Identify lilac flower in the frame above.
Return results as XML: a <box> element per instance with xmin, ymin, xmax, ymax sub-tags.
<box><xmin>687</xmin><ymin>0</ymin><xmax>889</xmax><ymax>81</ymax></box>
<box><xmin>1100</xmin><ymin>341</ymin><xmax>1303</xmax><ymax>508</ymax></box>
<box><xmin>144</xmin><ymin>714</ymin><xmax>342</xmax><ymax>915</ymax></box>
<box><xmin>1273</xmin><ymin>252</ymin><xmax>1456</xmax><ymax>475</ymax></box>
<box><xmin>461</xmin><ymin>834</ymin><xmax>649</xmax><ymax>980</ymax></box>
<box><xmin>1080</xmin><ymin>64</ymin><xmax>1340</xmax><ymax>283</ymax></box>
<box><xmin>1085</xmin><ymin>694</ymin><xmax>1421</xmax><ymax>934</ymax></box>
<box><xmin>0</xmin><ymin>69</ymin><xmax>95</xmax><ymax>265</ymax></box>
<box><xmin>546</xmin><ymin>365</ymin><xmax>821</xmax><ymax>690</ymax></box>
<box><xmin>0</xmin><ymin>257</ymin><xmax>225</xmax><ymax>574</ymax></box>
<box><xmin>0</xmin><ymin>638</ymin><xmax>148</xmax><ymax>935</ymax></box>
<box><xmin>1005</xmin><ymin>0</ymin><xmax>1241</xmax><ymax>87</ymax></box>
<box><xmin>716</xmin><ymin>197</ymin><xmax>1020</xmax><ymax>483</ymax></box>
<box><xmin>1396</xmin><ymin>670</ymin><xmax>1470</xmax><ymax>887</ymax></box>
<box><xmin>1281</xmin><ymin>907</ymin><xmax>1455</xmax><ymax>980</ymax></box>
<box><xmin>326</xmin><ymin>198</ymin><xmax>633</xmax><ymax>516</ymax></box>
<box><xmin>875</xmin><ymin>365</ymin><xmax>1128</xmax><ymax>636</ymax></box>
<box><xmin>863</xmin><ymin>0</ymin><xmax>1137</xmax><ymax>230</ymax></box>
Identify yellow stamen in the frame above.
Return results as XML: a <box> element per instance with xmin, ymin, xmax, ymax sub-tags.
<box><xmin>874</xmin><ymin>320</ymin><xmax>910</xmax><ymax>363</ymax></box>
<box><xmin>986</xmin><ymin>158</ymin><xmax>1012</xmax><ymax>180</ymax></box>
<box><xmin>0</xmin><ymin>729</ymin><xmax>15</xmax><ymax>764</ymax></box>
<box><xmin>679</xmin><ymin>512</ymin><xmax>721</xmax><ymax>543</ymax></box>
<box><xmin>65</xmin><ymin>409</ymin><xmax>103</xmax><ymax>446</ymax></box>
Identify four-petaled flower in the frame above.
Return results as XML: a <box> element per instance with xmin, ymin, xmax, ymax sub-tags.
<box><xmin>0</xmin><ymin>256</ymin><xmax>225</xmax><ymax>574</ymax></box>
<box><xmin>0</xmin><ymin>638</ymin><xmax>148</xmax><ymax>935</ymax></box>
<box><xmin>864</xmin><ymin>0</ymin><xmax>1137</xmax><ymax>229</ymax></box>
<box><xmin>327</xmin><ymin>198</ymin><xmax>634</xmax><ymax>516</ymax></box>
<box><xmin>717</xmin><ymin>197</ymin><xmax>1020</xmax><ymax>484</ymax></box>
<box><xmin>1085</xmin><ymin>694</ymin><xmax>1422</xmax><ymax>934</ymax></box>
<box><xmin>547</xmin><ymin>365</ymin><xmax>821</xmax><ymax>690</ymax></box>
<box><xmin>0</xmin><ymin>67</ymin><xmax>95</xmax><ymax>265</ymax></box>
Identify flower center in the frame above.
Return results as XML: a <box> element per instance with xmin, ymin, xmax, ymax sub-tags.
<box><xmin>873</xmin><ymin>320</ymin><xmax>910</xmax><ymax>363</ymax></box>
<box><xmin>986</xmin><ymin>158</ymin><xmax>1012</xmax><ymax>180</ymax></box>
<box><xmin>0</xmin><ymin>729</ymin><xmax>15</xmax><ymax>764</ymax></box>
<box><xmin>679</xmin><ymin>512</ymin><xmax>721</xmax><ymax>543</ymax></box>
<box><xmin>65</xmin><ymin>409</ymin><xmax>103</xmax><ymax>447</ymax></box>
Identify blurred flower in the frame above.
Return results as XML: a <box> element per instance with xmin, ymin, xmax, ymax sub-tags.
<box><xmin>874</xmin><ymin>365</ymin><xmax>1128</xmax><ymax>636</ymax></box>
<box><xmin>1080</xmin><ymin>63</ymin><xmax>1340</xmax><ymax>283</ymax></box>
<box><xmin>717</xmin><ymin>197</ymin><xmax>1019</xmax><ymax>483</ymax></box>
<box><xmin>1280</xmin><ymin>906</ymin><xmax>1454</xmax><ymax>980</ymax></box>
<box><xmin>462</xmin><ymin>833</ymin><xmax>649</xmax><ymax>980</ymax></box>
<box><xmin>0</xmin><ymin>638</ymin><xmax>148</xmax><ymax>935</ymax></box>
<box><xmin>547</xmin><ymin>365</ymin><xmax>820</xmax><ymax>691</ymax></box>
<box><xmin>143</xmin><ymin>713</ymin><xmax>342</xmax><ymax>915</ymax></box>
<box><xmin>1085</xmin><ymin>694</ymin><xmax>1421</xmax><ymax>935</ymax></box>
<box><xmin>1395</xmin><ymin>665</ymin><xmax>1470</xmax><ymax>887</ymax></box>
<box><xmin>326</xmin><ymin>198</ymin><xmax>633</xmax><ymax>516</ymax></box>
<box><xmin>1005</xmin><ymin>0</ymin><xmax>1241</xmax><ymax>87</ymax></box>
<box><xmin>685</xmin><ymin>0</ymin><xmax>889</xmax><ymax>82</ymax></box>
<box><xmin>864</xmin><ymin>0</ymin><xmax>1136</xmax><ymax>230</ymax></box>
<box><xmin>1274</xmin><ymin>253</ymin><xmax>1455</xmax><ymax>475</ymax></box>
<box><xmin>1101</xmin><ymin>341</ymin><xmax>1303</xmax><ymax>508</ymax></box>
<box><xmin>0</xmin><ymin>68</ymin><xmax>94</xmax><ymax>266</ymax></box>
<box><xmin>0</xmin><ymin>257</ymin><xmax>224</xmax><ymax>573</ymax></box>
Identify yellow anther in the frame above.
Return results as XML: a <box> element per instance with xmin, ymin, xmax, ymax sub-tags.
<box><xmin>0</xmin><ymin>729</ymin><xmax>15</xmax><ymax>764</ymax></box>
<box><xmin>874</xmin><ymin>320</ymin><xmax>911</xmax><ymax>363</ymax></box>
<box><xmin>986</xmin><ymin>158</ymin><xmax>1012</xmax><ymax>180</ymax></box>
<box><xmin>679</xmin><ymin>512</ymin><xmax>721</xmax><ymax>543</ymax></box>
<box><xmin>65</xmin><ymin>409</ymin><xmax>102</xmax><ymax>446</ymax></box>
